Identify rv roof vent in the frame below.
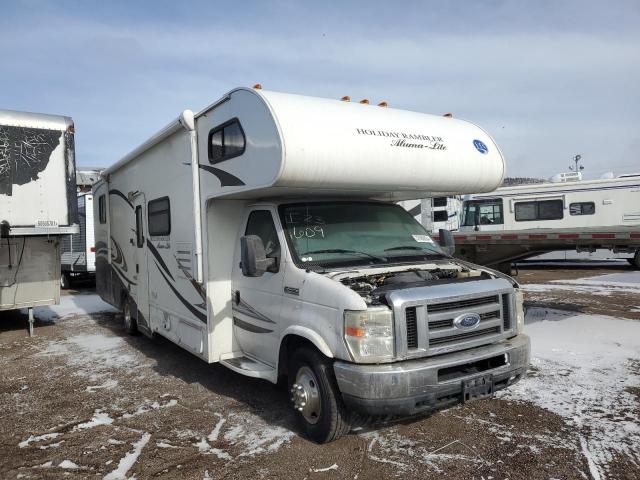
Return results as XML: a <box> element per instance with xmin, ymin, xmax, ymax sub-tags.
<box><xmin>600</xmin><ymin>172</ymin><xmax>615</xmax><ymax>179</ymax></box>
<box><xmin>359</xmin><ymin>99</ymin><xmax>369</xmax><ymax>104</ymax></box>
<box><xmin>550</xmin><ymin>171</ymin><xmax>582</xmax><ymax>183</ymax></box>
<box><xmin>252</xmin><ymin>83</ymin><xmax>262</xmax><ymax>89</ymax></box>
<box><xmin>341</xmin><ymin>96</ymin><xmax>350</xmax><ymax>102</ymax></box>
<box><xmin>378</xmin><ymin>101</ymin><xmax>388</xmax><ymax>107</ymax></box>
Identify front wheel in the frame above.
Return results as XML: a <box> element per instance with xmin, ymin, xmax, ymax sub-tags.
<box><xmin>288</xmin><ymin>347</ymin><xmax>351</xmax><ymax>443</ymax></box>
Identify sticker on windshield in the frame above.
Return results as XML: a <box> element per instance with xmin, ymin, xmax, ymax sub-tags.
<box><xmin>412</xmin><ymin>234</ymin><xmax>434</xmax><ymax>243</ymax></box>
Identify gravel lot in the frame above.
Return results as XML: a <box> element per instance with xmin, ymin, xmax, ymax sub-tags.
<box><xmin>1</xmin><ymin>265</ymin><xmax>639</xmax><ymax>480</ymax></box>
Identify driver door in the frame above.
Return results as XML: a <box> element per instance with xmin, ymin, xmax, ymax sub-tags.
<box><xmin>231</xmin><ymin>208</ymin><xmax>284</xmax><ymax>366</ymax></box>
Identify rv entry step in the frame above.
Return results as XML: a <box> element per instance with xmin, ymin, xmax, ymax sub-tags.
<box><xmin>220</xmin><ymin>356</ymin><xmax>276</xmax><ymax>381</ymax></box>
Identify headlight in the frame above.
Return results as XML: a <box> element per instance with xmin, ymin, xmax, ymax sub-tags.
<box><xmin>344</xmin><ymin>307</ymin><xmax>394</xmax><ymax>363</ymax></box>
<box><xmin>515</xmin><ymin>289</ymin><xmax>525</xmax><ymax>334</ymax></box>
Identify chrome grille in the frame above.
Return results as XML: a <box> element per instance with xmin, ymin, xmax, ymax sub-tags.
<box><xmin>429</xmin><ymin>326</ymin><xmax>501</xmax><ymax>346</ymax></box>
<box><xmin>427</xmin><ymin>295</ymin><xmax>499</xmax><ymax>313</ymax></box>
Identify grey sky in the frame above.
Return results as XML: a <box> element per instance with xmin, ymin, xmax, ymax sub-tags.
<box><xmin>1</xmin><ymin>0</ymin><xmax>638</xmax><ymax>179</ymax></box>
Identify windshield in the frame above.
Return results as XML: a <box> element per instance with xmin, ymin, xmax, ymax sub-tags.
<box><xmin>461</xmin><ymin>199</ymin><xmax>504</xmax><ymax>227</ymax></box>
<box><xmin>279</xmin><ymin>202</ymin><xmax>446</xmax><ymax>268</ymax></box>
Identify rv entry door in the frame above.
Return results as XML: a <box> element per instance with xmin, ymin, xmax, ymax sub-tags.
<box><xmin>232</xmin><ymin>209</ymin><xmax>284</xmax><ymax>367</ymax></box>
<box><xmin>132</xmin><ymin>195</ymin><xmax>151</xmax><ymax>332</ymax></box>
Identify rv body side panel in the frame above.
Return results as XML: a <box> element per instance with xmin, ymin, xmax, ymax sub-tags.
<box><xmin>0</xmin><ymin>237</ymin><xmax>60</xmax><ymax>310</ymax></box>
<box><xmin>95</xmin><ymin>129</ymin><xmax>210</xmax><ymax>359</ymax></box>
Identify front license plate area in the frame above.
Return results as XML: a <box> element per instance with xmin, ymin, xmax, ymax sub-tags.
<box><xmin>462</xmin><ymin>374</ymin><xmax>494</xmax><ymax>402</ymax></box>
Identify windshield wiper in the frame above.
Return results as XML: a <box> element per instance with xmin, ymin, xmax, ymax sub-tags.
<box><xmin>384</xmin><ymin>245</ymin><xmax>424</xmax><ymax>251</ymax></box>
<box><xmin>300</xmin><ymin>248</ymin><xmax>387</xmax><ymax>262</ymax></box>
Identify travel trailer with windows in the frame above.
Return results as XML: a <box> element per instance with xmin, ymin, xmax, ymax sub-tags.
<box><xmin>0</xmin><ymin>109</ymin><xmax>78</xmax><ymax>334</ymax></box>
<box><xmin>94</xmin><ymin>87</ymin><xmax>529</xmax><ymax>442</ymax></box>
<box><xmin>455</xmin><ymin>176</ymin><xmax>640</xmax><ymax>270</ymax></box>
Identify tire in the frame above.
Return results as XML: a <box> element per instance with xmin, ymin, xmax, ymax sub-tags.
<box><xmin>633</xmin><ymin>250</ymin><xmax>640</xmax><ymax>270</ymax></box>
<box><xmin>122</xmin><ymin>297</ymin><xmax>138</xmax><ymax>335</ymax></box>
<box><xmin>288</xmin><ymin>347</ymin><xmax>351</xmax><ymax>443</ymax></box>
<box><xmin>60</xmin><ymin>272</ymin><xmax>71</xmax><ymax>290</ymax></box>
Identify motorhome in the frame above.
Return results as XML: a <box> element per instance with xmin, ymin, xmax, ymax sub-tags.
<box><xmin>458</xmin><ymin>175</ymin><xmax>640</xmax><ymax>269</ymax></box>
<box><xmin>0</xmin><ymin>109</ymin><xmax>78</xmax><ymax>334</ymax></box>
<box><xmin>94</xmin><ymin>87</ymin><xmax>529</xmax><ymax>442</ymax></box>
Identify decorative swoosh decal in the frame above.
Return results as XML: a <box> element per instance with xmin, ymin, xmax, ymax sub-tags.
<box><xmin>110</xmin><ymin>237</ymin><xmax>128</xmax><ymax>272</ymax></box>
<box><xmin>198</xmin><ymin>164</ymin><xmax>245</xmax><ymax>186</ymax></box>
<box><xmin>146</xmin><ymin>239</ymin><xmax>174</xmax><ymax>282</ymax></box>
<box><xmin>109</xmin><ymin>189</ymin><xmax>134</xmax><ymax>210</ymax></box>
<box><xmin>112</xmin><ymin>262</ymin><xmax>137</xmax><ymax>287</ymax></box>
<box><xmin>155</xmin><ymin>261</ymin><xmax>207</xmax><ymax>323</ymax></box>
<box><xmin>233</xmin><ymin>297</ymin><xmax>275</xmax><ymax>324</ymax></box>
<box><xmin>233</xmin><ymin>317</ymin><xmax>273</xmax><ymax>334</ymax></box>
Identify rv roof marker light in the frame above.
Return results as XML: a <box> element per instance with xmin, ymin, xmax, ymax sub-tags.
<box><xmin>253</xmin><ymin>83</ymin><xmax>262</xmax><ymax>90</ymax></box>
<box><xmin>378</xmin><ymin>101</ymin><xmax>388</xmax><ymax>107</ymax></box>
<box><xmin>359</xmin><ymin>99</ymin><xmax>369</xmax><ymax>104</ymax></box>
<box><xmin>443</xmin><ymin>113</ymin><xmax>453</xmax><ymax>118</ymax></box>
<box><xmin>341</xmin><ymin>96</ymin><xmax>350</xmax><ymax>102</ymax></box>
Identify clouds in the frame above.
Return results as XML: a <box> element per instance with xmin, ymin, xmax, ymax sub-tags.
<box><xmin>0</xmin><ymin>1</ymin><xmax>638</xmax><ymax>178</ymax></box>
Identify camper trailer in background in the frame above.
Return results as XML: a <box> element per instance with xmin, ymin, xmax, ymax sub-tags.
<box><xmin>60</xmin><ymin>168</ymin><xmax>102</xmax><ymax>288</ymax></box>
<box><xmin>454</xmin><ymin>175</ymin><xmax>640</xmax><ymax>270</ymax></box>
<box><xmin>0</xmin><ymin>109</ymin><xmax>78</xmax><ymax>334</ymax></box>
<box><xmin>95</xmin><ymin>87</ymin><xmax>528</xmax><ymax>443</ymax></box>
<box><xmin>400</xmin><ymin>196</ymin><xmax>462</xmax><ymax>233</ymax></box>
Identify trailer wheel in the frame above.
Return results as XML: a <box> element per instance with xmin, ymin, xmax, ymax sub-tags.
<box><xmin>288</xmin><ymin>347</ymin><xmax>350</xmax><ymax>443</ymax></box>
<box><xmin>60</xmin><ymin>273</ymin><xmax>71</xmax><ymax>290</ymax></box>
<box><xmin>122</xmin><ymin>297</ymin><xmax>138</xmax><ymax>335</ymax></box>
<box><xmin>632</xmin><ymin>250</ymin><xmax>640</xmax><ymax>270</ymax></box>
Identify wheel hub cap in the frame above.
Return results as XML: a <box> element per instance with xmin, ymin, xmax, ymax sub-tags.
<box><xmin>290</xmin><ymin>366</ymin><xmax>321</xmax><ymax>424</ymax></box>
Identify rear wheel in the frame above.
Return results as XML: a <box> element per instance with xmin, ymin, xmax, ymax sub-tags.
<box><xmin>288</xmin><ymin>347</ymin><xmax>350</xmax><ymax>443</ymax></box>
<box><xmin>632</xmin><ymin>250</ymin><xmax>640</xmax><ymax>270</ymax></box>
<box><xmin>60</xmin><ymin>272</ymin><xmax>71</xmax><ymax>290</ymax></box>
<box><xmin>122</xmin><ymin>297</ymin><xmax>138</xmax><ymax>335</ymax></box>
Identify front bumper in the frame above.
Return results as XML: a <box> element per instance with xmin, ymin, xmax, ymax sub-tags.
<box><xmin>333</xmin><ymin>334</ymin><xmax>530</xmax><ymax>416</ymax></box>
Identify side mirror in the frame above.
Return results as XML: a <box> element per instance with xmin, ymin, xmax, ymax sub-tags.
<box><xmin>240</xmin><ymin>235</ymin><xmax>277</xmax><ymax>277</ymax></box>
<box><xmin>438</xmin><ymin>229</ymin><xmax>455</xmax><ymax>257</ymax></box>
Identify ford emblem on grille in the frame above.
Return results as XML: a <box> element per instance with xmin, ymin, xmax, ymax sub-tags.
<box><xmin>454</xmin><ymin>313</ymin><xmax>481</xmax><ymax>330</ymax></box>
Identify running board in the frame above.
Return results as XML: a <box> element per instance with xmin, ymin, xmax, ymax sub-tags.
<box><xmin>220</xmin><ymin>356</ymin><xmax>277</xmax><ymax>382</ymax></box>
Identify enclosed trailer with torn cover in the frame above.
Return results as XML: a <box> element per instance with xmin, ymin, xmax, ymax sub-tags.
<box><xmin>94</xmin><ymin>87</ymin><xmax>529</xmax><ymax>442</ymax></box>
<box><xmin>0</xmin><ymin>109</ymin><xmax>78</xmax><ymax>334</ymax></box>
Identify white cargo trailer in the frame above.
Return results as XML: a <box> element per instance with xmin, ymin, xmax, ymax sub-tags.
<box><xmin>0</xmin><ymin>109</ymin><xmax>78</xmax><ymax>334</ymax></box>
<box><xmin>95</xmin><ymin>87</ymin><xmax>529</xmax><ymax>442</ymax></box>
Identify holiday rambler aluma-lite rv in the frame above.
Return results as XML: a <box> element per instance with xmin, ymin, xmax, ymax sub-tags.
<box><xmin>94</xmin><ymin>87</ymin><xmax>529</xmax><ymax>442</ymax></box>
<box><xmin>0</xmin><ymin>109</ymin><xmax>78</xmax><ymax>334</ymax></box>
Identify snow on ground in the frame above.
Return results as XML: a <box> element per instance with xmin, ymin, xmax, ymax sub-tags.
<box><xmin>500</xmin><ymin>307</ymin><xmax>640</xmax><ymax>479</ymax></box>
<box><xmin>522</xmin><ymin>271</ymin><xmax>640</xmax><ymax>296</ymax></box>
<box><xmin>28</xmin><ymin>293</ymin><xmax>117</xmax><ymax>323</ymax></box>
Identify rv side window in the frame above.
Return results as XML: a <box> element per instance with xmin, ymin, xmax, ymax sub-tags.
<box><xmin>433</xmin><ymin>197</ymin><xmax>448</xmax><ymax>208</ymax></box>
<box><xmin>570</xmin><ymin>202</ymin><xmax>595</xmax><ymax>216</ymax></box>
<box><xmin>135</xmin><ymin>206</ymin><xmax>144</xmax><ymax>248</ymax></box>
<box><xmin>245</xmin><ymin>210</ymin><xmax>281</xmax><ymax>267</ymax></box>
<box><xmin>98</xmin><ymin>195</ymin><xmax>106</xmax><ymax>224</ymax></box>
<box><xmin>462</xmin><ymin>199</ymin><xmax>503</xmax><ymax>226</ymax></box>
<box><xmin>433</xmin><ymin>210</ymin><xmax>449</xmax><ymax>222</ymax></box>
<box><xmin>515</xmin><ymin>200</ymin><xmax>564</xmax><ymax>221</ymax></box>
<box><xmin>208</xmin><ymin>118</ymin><xmax>246</xmax><ymax>164</ymax></box>
<box><xmin>148</xmin><ymin>197</ymin><xmax>171</xmax><ymax>236</ymax></box>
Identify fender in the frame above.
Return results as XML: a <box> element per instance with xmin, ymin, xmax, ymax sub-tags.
<box><xmin>279</xmin><ymin>325</ymin><xmax>334</xmax><ymax>359</ymax></box>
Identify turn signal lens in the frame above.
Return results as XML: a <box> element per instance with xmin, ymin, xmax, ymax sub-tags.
<box><xmin>359</xmin><ymin>99</ymin><xmax>369</xmax><ymax>104</ymax></box>
<box><xmin>341</xmin><ymin>96</ymin><xmax>350</xmax><ymax>102</ymax></box>
<box><xmin>253</xmin><ymin>83</ymin><xmax>262</xmax><ymax>89</ymax></box>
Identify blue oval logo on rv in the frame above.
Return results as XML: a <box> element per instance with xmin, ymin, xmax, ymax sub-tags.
<box><xmin>454</xmin><ymin>313</ymin><xmax>481</xmax><ymax>330</ymax></box>
<box><xmin>473</xmin><ymin>139</ymin><xmax>488</xmax><ymax>154</ymax></box>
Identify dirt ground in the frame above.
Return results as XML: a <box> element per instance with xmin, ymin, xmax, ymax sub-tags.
<box><xmin>1</xmin><ymin>265</ymin><xmax>639</xmax><ymax>480</ymax></box>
